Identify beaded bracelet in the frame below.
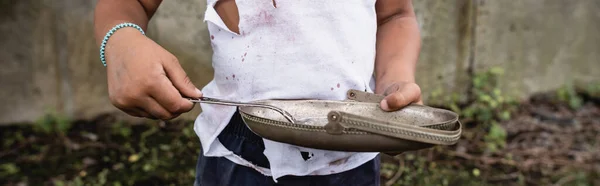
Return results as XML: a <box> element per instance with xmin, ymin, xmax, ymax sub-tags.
<box><xmin>99</xmin><ymin>23</ymin><xmax>145</xmax><ymax>67</ymax></box>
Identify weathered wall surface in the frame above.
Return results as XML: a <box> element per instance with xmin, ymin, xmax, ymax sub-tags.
<box><xmin>0</xmin><ymin>0</ymin><xmax>598</xmax><ymax>124</ymax></box>
<box><xmin>0</xmin><ymin>1</ymin><xmax>61</xmax><ymax>124</ymax></box>
<box><xmin>474</xmin><ymin>0</ymin><xmax>600</xmax><ymax>97</ymax></box>
<box><xmin>412</xmin><ymin>0</ymin><xmax>474</xmax><ymax>104</ymax></box>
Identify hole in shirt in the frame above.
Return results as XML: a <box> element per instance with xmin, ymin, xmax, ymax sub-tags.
<box><xmin>300</xmin><ymin>151</ymin><xmax>314</xmax><ymax>161</ymax></box>
<box><xmin>214</xmin><ymin>0</ymin><xmax>240</xmax><ymax>34</ymax></box>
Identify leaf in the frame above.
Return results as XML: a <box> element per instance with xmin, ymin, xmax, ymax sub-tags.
<box><xmin>55</xmin><ymin>115</ymin><xmax>72</xmax><ymax>134</ymax></box>
<box><xmin>159</xmin><ymin>144</ymin><xmax>171</xmax><ymax>151</ymax></box>
<box><xmin>182</xmin><ymin>127</ymin><xmax>193</xmax><ymax>137</ymax></box>
<box><xmin>3</xmin><ymin>138</ymin><xmax>15</xmax><ymax>147</ymax></box>
<box><xmin>120</xmin><ymin>127</ymin><xmax>131</xmax><ymax>137</ymax></box>
<box><xmin>463</xmin><ymin>108</ymin><xmax>474</xmax><ymax>118</ymax></box>
<box><xmin>480</xmin><ymin>94</ymin><xmax>492</xmax><ymax>103</ymax></box>
<box><xmin>473</xmin><ymin>76</ymin><xmax>483</xmax><ymax>88</ymax></box>
<box><xmin>430</xmin><ymin>88</ymin><xmax>443</xmax><ymax>98</ymax></box>
<box><xmin>74</xmin><ymin>177</ymin><xmax>84</xmax><ymax>186</ymax></box>
<box><xmin>486</xmin><ymin>143</ymin><xmax>498</xmax><ymax>153</ymax></box>
<box><xmin>499</xmin><ymin>111</ymin><xmax>511</xmax><ymax>120</ymax></box>
<box><xmin>472</xmin><ymin>168</ymin><xmax>481</xmax><ymax>177</ymax></box>
<box><xmin>53</xmin><ymin>180</ymin><xmax>65</xmax><ymax>186</ymax></box>
<box><xmin>128</xmin><ymin>154</ymin><xmax>140</xmax><ymax>163</ymax></box>
<box><xmin>557</xmin><ymin>87</ymin><xmax>569</xmax><ymax>102</ymax></box>
<box><xmin>569</xmin><ymin>96</ymin><xmax>583</xmax><ymax>109</ymax></box>
<box><xmin>450</xmin><ymin>103</ymin><xmax>461</xmax><ymax>113</ymax></box>
<box><xmin>484</xmin><ymin>122</ymin><xmax>507</xmax><ymax>152</ymax></box>
<box><xmin>488</xmin><ymin>122</ymin><xmax>507</xmax><ymax>139</ymax></box>
<box><xmin>493</xmin><ymin>88</ymin><xmax>502</xmax><ymax>97</ymax></box>
<box><xmin>497</xmin><ymin>96</ymin><xmax>505</xmax><ymax>104</ymax></box>
<box><xmin>0</xmin><ymin>163</ymin><xmax>19</xmax><ymax>175</ymax></box>
<box><xmin>489</xmin><ymin>100</ymin><xmax>498</xmax><ymax>108</ymax></box>
<box><xmin>405</xmin><ymin>153</ymin><xmax>415</xmax><ymax>160</ymax></box>
<box><xmin>35</xmin><ymin>115</ymin><xmax>53</xmax><ymax>134</ymax></box>
<box><xmin>143</xmin><ymin>164</ymin><xmax>153</xmax><ymax>172</ymax></box>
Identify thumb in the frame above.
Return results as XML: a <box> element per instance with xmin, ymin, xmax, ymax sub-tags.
<box><xmin>379</xmin><ymin>83</ymin><xmax>421</xmax><ymax>111</ymax></box>
<box><xmin>162</xmin><ymin>56</ymin><xmax>203</xmax><ymax>98</ymax></box>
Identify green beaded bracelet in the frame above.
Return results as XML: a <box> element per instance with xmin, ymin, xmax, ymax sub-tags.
<box><xmin>99</xmin><ymin>23</ymin><xmax>145</xmax><ymax>67</ymax></box>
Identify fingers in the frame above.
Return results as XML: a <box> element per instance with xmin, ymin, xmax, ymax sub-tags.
<box><xmin>162</xmin><ymin>56</ymin><xmax>203</xmax><ymax>98</ymax></box>
<box><xmin>122</xmin><ymin>107</ymin><xmax>154</xmax><ymax>119</ymax></box>
<box><xmin>380</xmin><ymin>82</ymin><xmax>422</xmax><ymax>111</ymax></box>
<box><xmin>115</xmin><ymin>92</ymin><xmax>191</xmax><ymax>121</ymax></box>
<box><xmin>105</xmin><ymin>36</ymin><xmax>199</xmax><ymax>121</ymax></box>
<box><xmin>112</xmin><ymin>94</ymin><xmax>158</xmax><ymax>119</ymax></box>
<box><xmin>111</xmin><ymin>76</ymin><xmax>194</xmax><ymax>120</ymax></box>
<box><xmin>141</xmin><ymin>96</ymin><xmax>182</xmax><ymax>120</ymax></box>
<box><xmin>146</xmin><ymin>76</ymin><xmax>195</xmax><ymax>119</ymax></box>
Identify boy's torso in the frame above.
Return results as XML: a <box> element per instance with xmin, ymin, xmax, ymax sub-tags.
<box><xmin>195</xmin><ymin>0</ymin><xmax>380</xmax><ymax>181</ymax></box>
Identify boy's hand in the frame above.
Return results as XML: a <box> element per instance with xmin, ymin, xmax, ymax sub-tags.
<box><xmin>379</xmin><ymin>81</ymin><xmax>423</xmax><ymax>111</ymax></box>
<box><xmin>104</xmin><ymin>28</ymin><xmax>203</xmax><ymax>120</ymax></box>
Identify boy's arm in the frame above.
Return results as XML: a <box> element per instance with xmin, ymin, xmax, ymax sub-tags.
<box><xmin>374</xmin><ymin>0</ymin><xmax>423</xmax><ymax>111</ymax></box>
<box><xmin>94</xmin><ymin>0</ymin><xmax>162</xmax><ymax>46</ymax></box>
<box><xmin>94</xmin><ymin>0</ymin><xmax>203</xmax><ymax>120</ymax></box>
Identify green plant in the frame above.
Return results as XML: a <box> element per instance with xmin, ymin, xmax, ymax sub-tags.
<box><xmin>557</xmin><ymin>83</ymin><xmax>584</xmax><ymax>109</ymax></box>
<box><xmin>33</xmin><ymin>112</ymin><xmax>72</xmax><ymax>135</ymax></box>
<box><xmin>0</xmin><ymin>163</ymin><xmax>19</xmax><ymax>177</ymax></box>
<box><xmin>454</xmin><ymin>67</ymin><xmax>516</xmax><ymax>152</ymax></box>
<box><xmin>465</xmin><ymin>67</ymin><xmax>517</xmax><ymax>123</ymax></box>
<box><xmin>382</xmin><ymin>67</ymin><xmax>522</xmax><ymax>185</ymax></box>
<box><xmin>1</xmin><ymin>116</ymin><xmax>201</xmax><ymax>186</ymax></box>
<box><xmin>483</xmin><ymin>121</ymin><xmax>507</xmax><ymax>153</ymax></box>
<box><xmin>381</xmin><ymin>150</ymin><xmax>486</xmax><ymax>186</ymax></box>
<box><xmin>582</xmin><ymin>82</ymin><xmax>600</xmax><ymax>97</ymax></box>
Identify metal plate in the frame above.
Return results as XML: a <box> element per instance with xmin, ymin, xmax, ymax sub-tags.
<box><xmin>239</xmin><ymin>100</ymin><xmax>456</xmax><ymax>127</ymax></box>
<box><xmin>237</xmin><ymin>99</ymin><xmax>461</xmax><ymax>153</ymax></box>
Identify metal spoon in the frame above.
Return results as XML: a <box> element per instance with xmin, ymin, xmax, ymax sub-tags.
<box><xmin>188</xmin><ymin>97</ymin><xmax>298</xmax><ymax>124</ymax></box>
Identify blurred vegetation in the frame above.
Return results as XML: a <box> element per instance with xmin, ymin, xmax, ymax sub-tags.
<box><xmin>380</xmin><ymin>68</ymin><xmax>600</xmax><ymax>186</ymax></box>
<box><xmin>380</xmin><ymin>67</ymin><xmax>519</xmax><ymax>186</ymax></box>
<box><xmin>1</xmin><ymin>67</ymin><xmax>599</xmax><ymax>186</ymax></box>
<box><xmin>1</xmin><ymin>114</ymin><xmax>200</xmax><ymax>185</ymax></box>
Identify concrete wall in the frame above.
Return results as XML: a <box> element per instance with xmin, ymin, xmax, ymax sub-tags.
<box><xmin>0</xmin><ymin>0</ymin><xmax>598</xmax><ymax>124</ymax></box>
<box><xmin>474</xmin><ymin>0</ymin><xmax>600</xmax><ymax>97</ymax></box>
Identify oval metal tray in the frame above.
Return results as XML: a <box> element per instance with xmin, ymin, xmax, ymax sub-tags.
<box><xmin>238</xmin><ymin>90</ymin><xmax>462</xmax><ymax>154</ymax></box>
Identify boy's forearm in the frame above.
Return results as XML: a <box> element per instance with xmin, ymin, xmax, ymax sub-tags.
<box><xmin>374</xmin><ymin>9</ymin><xmax>421</xmax><ymax>94</ymax></box>
<box><xmin>94</xmin><ymin>0</ymin><xmax>163</xmax><ymax>46</ymax></box>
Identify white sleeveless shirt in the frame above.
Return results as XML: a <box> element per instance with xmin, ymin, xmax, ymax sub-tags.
<box><xmin>195</xmin><ymin>0</ymin><xmax>380</xmax><ymax>181</ymax></box>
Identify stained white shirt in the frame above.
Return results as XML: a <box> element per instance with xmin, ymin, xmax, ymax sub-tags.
<box><xmin>194</xmin><ymin>0</ymin><xmax>380</xmax><ymax>181</ymax></box>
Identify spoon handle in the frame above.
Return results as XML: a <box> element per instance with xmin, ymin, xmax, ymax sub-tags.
<box><xmin>188</xmin><ymin>97</ymin><xmax>297</xmax><ymax>124</ymax></box>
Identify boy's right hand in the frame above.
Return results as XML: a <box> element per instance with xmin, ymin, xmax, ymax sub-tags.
<box><xmin>104</xmin><ymin>28</ymin><xmax>203</xmax><ymax>120</ymax></box>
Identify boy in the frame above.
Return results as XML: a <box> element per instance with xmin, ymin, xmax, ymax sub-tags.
<box><xmin>94</xmin><ymin>0</ymin><xmax>422</xmax><ymax>185</ymax></box>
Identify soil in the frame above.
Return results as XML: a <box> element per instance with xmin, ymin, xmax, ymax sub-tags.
<box><xmin>380</xmin><ymin>91</ymin><xmax>600</xmax><ymax>186</ymax></box>
<box><xmin>1</xmin><ymin>90</ymin><xmax>598</xmax><ymax>185</ymax></box>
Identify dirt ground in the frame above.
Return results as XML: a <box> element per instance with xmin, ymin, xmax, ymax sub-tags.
<box><xmin>380</xmin><ymin>91</ymin><xmax>600</xmax><ymax>186</ymax></box>
<box><xmin>1</xmin><ymin>89</ymin><xmax>598</xmax><ymax>185</ymax></box>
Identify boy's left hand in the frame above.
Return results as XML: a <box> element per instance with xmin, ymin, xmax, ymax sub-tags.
<box><xmin>379</xmin><ymin>81</ymin><xmax>423</xmax><ymax>111</ymax></box>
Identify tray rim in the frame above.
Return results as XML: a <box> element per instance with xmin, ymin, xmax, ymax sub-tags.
<box><xmin>238</xmin><ymin>99</ymin><xmax>460</xmax><ymax>130</ymax></box>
